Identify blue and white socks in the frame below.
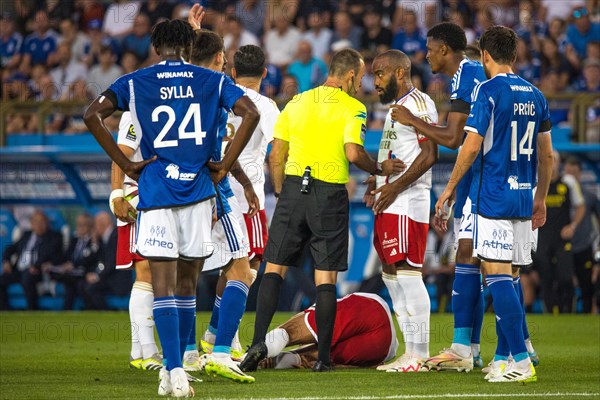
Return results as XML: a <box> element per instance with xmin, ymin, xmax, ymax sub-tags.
<box><xmin>153</xmin><ymin>296</ymin><xmax>181</xmax><ymax>371</ymax></box>
<box><xmin>451</xmin><ymin>263</ymin><xmax>480</xmax><ymax>357</ymax></box>
<box><xmin>213</xmin><ymin>281</ymin><xmax>249</xmax><ymax>358</ymax></box>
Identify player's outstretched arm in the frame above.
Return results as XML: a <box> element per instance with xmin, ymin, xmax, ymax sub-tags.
<box><xmin>268</xmin><ymin>138</ymin><xmax>289</xmax><ymax>196</ymax></box>
<box><xmin>435</xmin><ymin>131</ymin><xmax>481</xmax><ymax>217</ymax></box>
<box><xmin>371</xmin><ymin>139</ymin><xmax>438</xmax><ymax>214</ymax></box>
<box><xmin>391</xmin><ymin>106</ymin><xmax>468</xmax><ymax>150</ymax></box>
<box><xmin>533</xmin><ymin>132</ymin><xmax>553</xmax><ymax>230</ymax></box>
<box><xmin>209</xmin><ymin>96</ymin><xmax>259</xmax><ymax>182</ymax></box>
<box><xmin>84</xmin><ymin>99</ymin><xmax>155</xmax><ymax>181</ymax></box>
<box><xmin>345</xmin><ymin>143</ymin><xmax>406</xmax><ymax>176</ymax></box>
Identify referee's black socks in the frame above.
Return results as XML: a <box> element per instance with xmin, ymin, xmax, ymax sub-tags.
<box><xmin>315</xmin><ymin>283</ymin><xmax>337</xmax><ymax>366</ymax></box>
<box><xmin>252</xmin><ymin>272</ymin><xmax>284</xmax><ymax>346</ymax></box>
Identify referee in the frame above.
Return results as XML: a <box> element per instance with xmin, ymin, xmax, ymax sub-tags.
<box><xmin>240</xmin><ymin>48</ymin><xmax>405</xmax><ymax>372</ymax></box>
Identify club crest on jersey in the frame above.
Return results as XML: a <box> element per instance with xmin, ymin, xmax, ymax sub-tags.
<box><xmin>165</xmin><ymin>163</ymin><xmax>197</xmax><ymax>182</ymax></box>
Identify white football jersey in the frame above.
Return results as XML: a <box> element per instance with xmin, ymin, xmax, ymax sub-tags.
<box><xmin>226</xmin><ymin>86</ymin><xmax>279</xmax><ymax>211</ymax></box>
<box><xmin>116</xmin><ymin>111</ymin><xmax>142</xmax><ymax>227</ymax></box>
<box><xmin>375</xmin><ymin>88</ymin><xmax>438</xmax><ymax>223</ymax></box>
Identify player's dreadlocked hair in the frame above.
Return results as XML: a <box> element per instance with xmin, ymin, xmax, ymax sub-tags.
<box><xmin>427</xmin><ymin>22</ymin><xmax>467</xmax><ymax>53</ymax></box>
<box><xmin>151</xmin><ymin>19</ymin><xmax>195</xmax><ymax>54</ymax></box>
<box><xmin>234</xmin><ymin>45</ymin><xmax>266</xmax><ymax>78</ymax></box>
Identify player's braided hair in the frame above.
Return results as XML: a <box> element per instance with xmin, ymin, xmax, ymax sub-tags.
<box><xmin>427</xmin><ymin>22</ymin><xmax>467</xmax><ymax>52</ymax></box>
<box><xmin>151</xmin><ymin>19</ymin><xmax>195</xmax><ymax>53</ymax></box>
<box><xmin>234</xmin><ymin>45</ymin><xmax>266</xmax><ymax>78</ymax></box>
<box><xmin>479</xmin><ymin>26</ymin><xmax>518</xmax><ymax>65</ymax></box>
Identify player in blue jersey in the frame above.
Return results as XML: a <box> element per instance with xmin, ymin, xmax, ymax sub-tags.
<box><xmin>84</xmin><ymin>19</ymin><xmax>259</xmax><ymax>397</ymax></box>
<box><xmin>390</xmin><ymin>22</ymin><xmax>487</xmax><ymax>371</ymax></box>
<box><xmin>435</xmin><ymin>26</ymin><xmax>553</xmax><ymax>383</ymax></box>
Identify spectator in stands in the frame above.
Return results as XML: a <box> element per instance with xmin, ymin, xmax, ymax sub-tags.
<box><xmin>264</xmin><ymin>11</ymin><xmax>301</xmax><ymax>69</ymax></box>
<box><xmin>275</xmin><ymin>74</ymin><xmax>299</xmax><ymax>106</ymax></box>
<box><xmin>564</xmin><ymin>157</ymin><xmax>599</xmax><ymax>313</ymax></box>
<box><xmin>391</xmin><ymin>10</ymin><xmax>426</xmax><ymax>66</ymax></box>
<box><xmin>576</xmin><ymin>57</ymin><xmax>600</xmax><ymax>142</ymax></box>
<box><xmin>29</xmin><ymin>65</ymin><xmax>55</xmax><ymax>101</ymax></box>
<box><xmin>287</xmin><ymin>40</ymin><xmax>327</xmax><ymax>93</ymax></box>
<box><xmin>538</xmin><ymin>70</ymin><xmax>570</xmax><ymax>126</ymax></box>
<box><xmin>423</xmin><ymin>216</ymin><xmax>455</xmax><ymax>313</ymax></box>
<box><xmin>261</xmin><ymin>63</ymin><xmax>283</xmax><ymax>99</ymax></box>
<box><xmin>0</xmin><ymin>210</ymin><xmax>63</xmax><ymax>310</ymax></box>
<box><xmin>542</xmin><ymin>0</ymin><xmax>585</xmax><ymax>23</ymax></box>
<box><xmin>120</xmin><ymin>50</ymin><xmax>140</xmax><ymax>74</ymax></box>
<box><xmin>302</xmin><ymin>9</ymin><xmax>333</xmax><ymax>61</ymax></box>
<box><xmin>223</xmin><ymin>15</ymin><xmax>259</xmax><ymax>52</ymax></box>
<box><xmin>547</xmin><ymin>17</ymin><xmax>568</xmax><ymax>50</ymax></box>
<box><xmin>473</xmin><ymin>7</ymin><xmax>495</xmax><ymax>37</ymax></box>
<box><xmin>49</xmin><ymin>42</ymin><xmax>88</xmax><ymax>101</ymax></box>
<box><xmin>1</xmin><ymin>13</ymin><xmax>23</xmax><ymax>70</ymax></box>
<box><xmin>515</xmin><ymin>37</ymin><xmax>541</xmax><ymax>85</ymax></box>
<box><xmin>566</xmin><ymin>7</ymin><xmax>600</xmax><ymax>60</ymax></box>
<box><xmin>58</xmin><ymin>18</ymin><xmax>89</xmax><ymax>64</ymax></box>
<box><xmin>76</xmin><ymin>0</ymin><xmax>105</xmax><ymax>34</ymax></box>
<box><xmin>102</xmin><ymin>0</ymin><xmax>139</xmax><ymax>39</ymax></box>
<box><xmin>330</xmin><ymin>11</ymin><xmax>363</xmax><ymax>53</ymax></box>
<box><xmin>46</xmin><ymin>212</ymin><xmax>99</xmax><ymax>310</ymax></box>
<box><xmin>534</xmin><ymin>151</ymin><xmax>586</xmax><ymax>313</ymax></box>
<box><xmin>513</xmin><ymin>0</ymin><xmax>545</xmax><ymax>48</ymax></box>
<box><xmin>88</xmin><ymin>45</ymin><xmax>123</xmax><ymax>97</ymax></box>
<box><xmin>122</xmin><ymin>13</ymin><xmax>152</xmax><ymax>63</ymax></box>
<box><xmin>139</xmin><ymin>0</ymin><xmax>174</xmax><ymax>26</ymax></box>
<box><xmin>447</xmin><ymin>9</ymin><xmax>476</xmax><ymax>45</ymax></box>
<box><xmin>541</xmin><ymin>37</ymin><xmax>573</xmax><ymax>90</ymax></box>
<box><xmin>82</xmin><ymin>19</ymin><xmax>121</xmax><ymax>67</ymax></box>
<box><xmin>235</xmin><ymin>0</ymin><xmax>265</xmax><ymax>38</ymax></box>
<box><xmin>46</xmin><ymin>0</ymin><xmax>74</xmax><ymax>29</ymax></box>
<box><xmin>19</xmin><ymin>10</ymin><xmax>58</xmax><ymax>75</ymax></box>
<box><xmin>360</xmin><ymin>5</ymin><xmax>393</xmax><ymax>53</ymax></box>
<box><xmin>82</xmin><ymin>212</ymin><xmax>129</xmax><ymax>310</ymax></box>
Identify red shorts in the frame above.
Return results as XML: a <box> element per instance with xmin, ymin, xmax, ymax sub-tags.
<box><xmin>116</xmin><ymin>223</ymin><xmax>144</xmax><ymax>269</ymax></box>
<box><xmin>373</xmin><ymin>214</ymin><xmax>429</xmax><ymax>267</ymax></box>
<box><xmin>243</xmin><ymin>209</ymin><xmax>268</xmax><ymax>260</ymax></box>
<box><xmin>304</xmin><ymin>293</ymin><xmax>397</xmax><ymax>366</ymax></box>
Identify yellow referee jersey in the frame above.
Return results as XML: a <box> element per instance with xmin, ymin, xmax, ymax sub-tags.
<box><xmin>273</xmin><ymin>85</ymin><xmax>367</xmax><ymax>184</ymax></box>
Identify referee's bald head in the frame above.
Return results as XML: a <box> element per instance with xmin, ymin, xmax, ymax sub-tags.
<box><xmin>329</xmin><ymin>48</ymin><xmax>364</xmax><ymax>78</ymax></box>
<box><xmin>374</xmin><ymin>50</ymin><xmax>411</xmax><ymax>74</ymax></box>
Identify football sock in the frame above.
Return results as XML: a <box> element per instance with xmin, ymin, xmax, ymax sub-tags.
<box><xmin>525</xmin><ymin>338</ymin><xmax>535</xmax><ymax>354</ymax></box>
<box><xmin>265</xmin><ymin>328</ymin><xmax>290</xmax><ymax>358</ymax></box>
<box><xmin>249</xmin><ymin>268</ymin><xmax>258</xmax><ymax>286</ymax></box>
<box><xmin>208</xmin><ymin>295</ymin><xmax>221</xmax><ymax>335</ymax></box>
<box><xmin>232</xmin><ymin>329</ymin><xmax>243</xmax><ymax>353</ymax></box>
<box><xmin>382</xmin><ymin>272</ymin><xmax>411</xmax><ymax>354</ymax></box>
<box><xmin>175</xmin><ymin>296</ymin><xmax>196</xmax><ymax>361</ymax></box>
<box><xmin>214</xmin><ymin>280</ymin><xmax>249</xmax><ymax>355</ymax></box>
<box><xmin>397</xmin><ymin>270</ymin><xmax>430</xmax><ymax>359</ymax></box>
<box><xmin>274</xmin><ymin>352</ymin><xmax>302</xmax><ymax>369</ymax></box>
<box><xmin>486</xmin><ymin>275</ymin><xmax>529</xmax><ymax>367</ymax></box>
<box><xmin>130</xmin><ymin>281</ymin><xmax>155</xmax><ymax>359</ymax></box>
<box><xmin>185</xmin><ymin>307</ymin><xmax>197</xmax><ymax>353</ymax></box>
<box><xmin>470</xmin><ymin>281</ymin><xmax>484</xmax><ymax>353</ymax></box>
<box><xmin>252</xmin><ymin>273</ymin><xmax>283</xmax><ymax>346</ymax></box>
<box><xmin>153</xmin><ymin>296</ymin><xmax>181</xmax><ymax>371</ymax></box>
<box><xmin>315</xmin><ymin>284</ymin><xmax>337</xmax><ymax>365</ymax></box>
<box><xmin>513</xmin><ymin>276</ymin><xmax>531</xmax><ymax>342</ymax></box>
<box><xmin>493</xmin><ymin>317</ymin><xmax>510</xmax><ymax>362</ymax></box>
<box><xmin>451</xmin><ymin>263</ymin><xmax>480</xmax><ymax>357</ymax></box>
<box><xmin>202</xmin><ymin>329</ymin><xmax>216</xmax><ymax>345</ymax></box>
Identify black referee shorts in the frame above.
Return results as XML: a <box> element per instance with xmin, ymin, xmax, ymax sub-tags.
<box><xmin>264</xmin><ymin>175</ymin><xmax>349</xmax><ymax>271</ymax></box>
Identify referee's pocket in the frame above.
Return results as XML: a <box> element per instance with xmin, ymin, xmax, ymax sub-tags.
<box><xmin>318</xmin><ymin>188</ymin><xmax>348</xmax><ymax>232</ymax></box>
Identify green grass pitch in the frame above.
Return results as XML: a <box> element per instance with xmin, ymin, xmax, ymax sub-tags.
<box><xmin>1</xmin><ymin>311</ymin><xmax>598</xmax><ymax>399</ymax></box>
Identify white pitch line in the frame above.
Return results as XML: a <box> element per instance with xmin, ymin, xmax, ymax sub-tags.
<box><xmin>211</xmin><ymin>393</ymin><xmax>600</xmax><ymax>400</ymax></box>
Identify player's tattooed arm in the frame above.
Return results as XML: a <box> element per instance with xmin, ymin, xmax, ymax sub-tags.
<box><xmin>435</xmin><ymin>131</ymin><xmax>482</xmax><ymax>218</ymax></box>
<box><xmin>391</xmin><ymin>106</ymin><xmax>468</xmax><ymax>150</ymax></box>
<box><xmin>209</xmin><ymin>96</ymin><xmax>259</xmax><ymax>183</ymax></box>
<box><xmin>84</xmin><ymin>96</ymin><xmax>155</xmax><ymax>181</ymax></box>
<box><xmin>371</xmin><ymin>139</ymin><xmax>438</xmax><ymax>214</ymax></box>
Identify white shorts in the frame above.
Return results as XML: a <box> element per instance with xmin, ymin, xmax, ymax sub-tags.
<box><xmin>472</xmin><ymin>214</ymin><xmax>534</xmax><ymax>265</ymax></box>
<box><xmin>203</xmin><ymin>196</ymin><xmax>249</xmax><ymax>272</ymax></box>
<box><xmin>454</xmin><ymin>197</ymin><xmax>474</xmax><ymax>244</ymax></box>
<box><xmin>136</xmin><ymin>200</ymin><xmax>213</xmax><ymax>260</ymax></box>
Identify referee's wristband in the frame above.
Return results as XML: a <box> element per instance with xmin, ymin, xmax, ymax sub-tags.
<box><xmin>109</xmin><ymin>189</ymin><xmax>124</xmax><ymax>205</ymax></box>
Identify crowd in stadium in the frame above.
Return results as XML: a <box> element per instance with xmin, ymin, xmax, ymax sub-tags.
<box><xmin>1</xmin><ymin>0</ymin><xmax>599</xmax><ymax>139</ymax></box>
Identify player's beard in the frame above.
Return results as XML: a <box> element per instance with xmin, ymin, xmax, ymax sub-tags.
<box><xmin>483</xmin><ymin>63</ymin><xmax>492</xmax><ymax>79</ymax></box>
<box><xmin>378</xmin><ymin>78</ymin><xmax>398</xmax><ymax>104</ymax></box>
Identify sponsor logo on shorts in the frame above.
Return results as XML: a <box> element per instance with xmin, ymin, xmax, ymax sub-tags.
<box><xmin>382</xmin><ymin>238</ymin><xmax>398</xmax><ymax>249</ymax></box>
<box><xmin>166</xmin><ymin>163</ymin><xmax>196</xmax><ymax>181</ymax></box>
<box><xmin>389</xmin><ymin>248</ymin><xmax>398</xmax><ymax>256</ymax></box>
<box><xmin>150</xmin><ymin>225</ymin><xmax>166</xmax><ymax>238</ymax></box>
<box><xmin>144</xmin><ymin>238</ymin><xmax>174</xmax><ymax>249</ymax></box>
<box><xmin>481</xmin><ymin>240</ymin><xmax>512</xmax><ymax>250</ymax></box>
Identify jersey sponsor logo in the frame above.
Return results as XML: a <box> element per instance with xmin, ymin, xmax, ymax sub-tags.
<box><xmin>165</xmin><ymin>163</ymin><xmax>197</xmax><ymax>182</ymax></box>
<box><xmin>126</xmin><ymin>124</ymin><xmax>136</xmax><ymax>141</ymax></box>
<box><xmin>507</xmin><ymin>175</ymin><xmax>532</xmax><ymax>190</ymax></box>
<box><xmin>510</xmin><ymin>85</ymin><xmax>533</xmax><ymax>92</ymax></box>
<box><xmin>156</xmin><ymin>71</ymin><xmax>194</xmax><ymax>79</ymax></box>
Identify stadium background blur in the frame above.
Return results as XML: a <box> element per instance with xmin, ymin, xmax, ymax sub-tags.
<box><xmin>1</xmin><ymin>0</ymin><xmax>598</xmax><ymax>313</ymax></box>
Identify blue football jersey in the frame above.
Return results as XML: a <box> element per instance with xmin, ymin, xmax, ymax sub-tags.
<box><xmin>215</xmin><ymin>108</ymin><xmax>233</xmax><ymax>218</ymax></box>
<box><xmin>465</xmin><ymin>73</ymin><xmax>552</xmax><ymax>219</ymax></box>
<box><xmin>107</xmin><ymin>60</ymin><xmax>244</xmax><ymax>209</ymax></box>
<box><xmin>450</xmin><ymin>58</ymin><xmax>487</xmax><ymax>219</ymax></box>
